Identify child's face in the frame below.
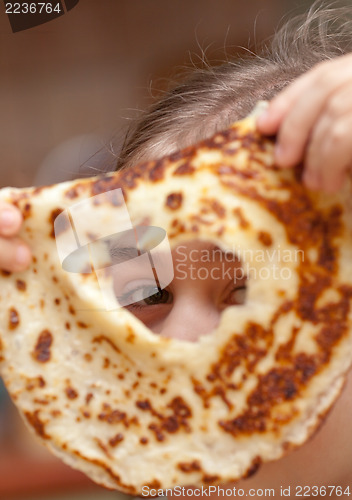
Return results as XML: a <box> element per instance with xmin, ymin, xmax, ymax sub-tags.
<box><xmin>114</xmin><ymin>240</ymin><xmax>247</xmax><ymax>341</ymax></box>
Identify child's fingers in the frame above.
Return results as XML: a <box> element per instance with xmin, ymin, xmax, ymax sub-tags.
<box><xmin>0</xmin><ymin>236</ymin><xmax>31</xmax><ymax>272</ymax></box>
<box><xmin>257</xmin><ymin>54</ymin><xmax>352</xmax><ymax>169</ymax></box>
<box><xmin>303</xmin><ymin>101</ymin><xmax>352</xmax><ymax>193</ymax></box>
<box><xmin>256</xmin><ymin>71</ymin><xmax>313</xmax><ymax>135</ymax></box>
<box><xmin>273</xmin><ymin>67</ymin><xmax>352</xmax><ymax>169</ymax></box>
<box><xmin>0</xmin><ymin>201</ymin><xmax>23</xmax><ymax>236</ymax></box>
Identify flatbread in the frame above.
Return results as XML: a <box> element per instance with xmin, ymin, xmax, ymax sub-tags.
<box><xmin>1</xmin><ymin>110</ymin><xmax>352</xmax><ymax>495</ymax></box>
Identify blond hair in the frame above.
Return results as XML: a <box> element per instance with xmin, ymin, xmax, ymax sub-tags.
<box><xmin>116</xmin><ymin>2</ymin><xmax>352</xmax><ymax>170</ymax></box>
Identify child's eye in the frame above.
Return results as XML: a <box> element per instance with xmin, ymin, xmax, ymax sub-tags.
<box><xmin>224</xmin><ymin>285</ymin><xmax>246</xmax><ymax>306</ymax></box>
<box><xmin>118</xmin><ymin>285</ymin><xmax>173</xmax><ymax>308</ymax></box>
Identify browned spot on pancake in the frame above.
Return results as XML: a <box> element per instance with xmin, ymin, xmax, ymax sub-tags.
<box><xmin>201</xmin><ymin>198</ymin><xmax>226</xmax><ymax>218</ymax></box>
<box><xmin>109</xmin><ymin>433</ymin><xmax>124</xmax><ymax>447</ymax></box>
<box><xmin>177</xmin><ymin>460</ymin><xmax>201</xmax><ymax>473</ymax></box>
<box><xmin>26</xmin><ymin>376</ymin><xmax>46</xmax><ymax>391</ymax></box>
<box><xmin>212</xmin><ymin>322</ymin><xmax>269</xmax><ymax>378</ymax></box>
<box><xmin>77</xmin><ymin>321</ymin><xmax>88</xmax><ymax>328</ymax></box>
<box><xmin>65</xmin><ymin>322</ymin><xmax>71</xmax><ymax>330</ymax></box>
<box><xmin>136</xmin><ymin>399</ymin><xmax>153</xmax><ymax>411</ymax></box>
<box><xmin>54</xmin><ymin>298</ymin><xmax>61</xmax><ymax>306</ymax></box>
<box><xmin>95</xmin><ymin>438</ymin><xmax>112</xmax><ymax>458</ymax></box>
<box><xmin>141</xmin><ymin>397</ymin><xmax>192</xmax><ymax>442</ymax></box>
<box><xmin>98</xmin><ymin>404</ymin><xmax>135</xmax><ymax>428</ymax></box>
<box><xmin>258</xmin><ymin>230</ymin><xmax>273</xmax><ymax>246</ymax></box>
<box><xmin>84</xmin><ymin>353</ymin><xmax>92</xmax><ymax>362</ymax></box>
<box><xmin>203</xmin><ymin>474</ymin><xmax>220</xmax><ymax>483</ymax></box>
<box><xmin>85</xmin><ymin>393</ymin><xmax>93</xmax><ymax>404</ymax></box>
<box><xmin>148</xmin><ymin>159</ymin><xmax>166</xmax><ymax>182</ymax></box>
<box><xmin>144</xmin><ymin>479</ymin><xmax>161</xmax><ymax>492</ymax></box>
<box><xmin>66</xmin><ymin>387</ymin><xmax>78</xmax><ymax>399</ymax></box>
<box><xmin>52</xmin><ymin>276</ymin><xmax>58</xmax><ymax>284</ymax></box>
<box><xmin>49</xmin><ymin>208</ymin><xmax>64</xmax><ymax>238</ymax></box>
<box><xmin>65</xmin><ymin>182</ymin><xmax>87</xmax><ymax>199</ymax></box>
<box><xmin>91</xmin><ymin>176</ymin><xmax>124</xmax><ymax>202</ymax></box>
<box><xmin>33</xmin><ymin>186</ymin><xmax>47</xmax><ymax>195</ymax></box>
<box><xmin>68</xmin><ymin>305</ymin><xmax>76</xmax><ymax>315</ymax></box>
<box><xmin>32</xmin><ymin>330</ymin><xmax>53</xmax><ymax>363</ymax></box>
<box><xmin>34</xmin><ymin>398</ymin><xmax>49</xmax><ymax>406</ymax></box>
<box><xmin>148</xmin><ymin>424</ymin><xmax>165</xmax><ymax>442</ymax></box>
<box><xmin>126</xmin><ymin>329</ymin><xmax>135</xmax><ymax>343</ymax></box>
<box><xmin>22</xmin><ymin>202</ymin><xmax>31</xmax><ymax>219</ymax></box>
<box><xmin>140</xmin><ymin>436</ymin><xmax>149</xmax><ymax>445</ymax></box>
<box><xmin>69</xmin><ymin>447</ymin><xmax>137</xmax><ymax>494</ymax></box>
<box><xmin>9</xmin><ymin>308</ymin><xmax>20</xmax><ymax>330</ymax></box>
<box><xmin>173</xmin><ymin>162</ymin><xmax>195</xmax><ymax>176</ymax></box>
<box><xmin>244</xmin><ymin>456</ymin><xmax>262</xmax><ymax>478</ymax></box>
<box><xmin>169</xmin><ymin>218</ymin><xmax>186</xmax><ymax>238</ymax></box>
<box><xmin>165</xmin><ymin>192</ymin><xmax>183</xmax><ymax>210</ymax></box>
<box><xmin>51</xmin><ymin>409</ymin><xmax>62</xmax><ymax>418</ymax></box>
<box><xmin>24</xmin><ymin>410</ymin><xmax>50</xmax><ymax>439</ymax></box>
<box><xmin>16</xmin><ymin>279</ymin><xmax>27</xmax><ymax>291</ymax></box>
<box><xmin>119</xmin><ymin>168</ymin><xmax>142</xmax><ymax>190</ymax></box>
<box><xmin>233</xmin><ymin>207</ymin><xmax>250</xmax><ymax>228</ymax></box>
<box><xmin>93</xmin><ymin>335</ymin><xmax>121</xmax><ymax>354</ymax></box>
<box><xmin>1</xmin><ymin>270</ymin><xmax>11</xmax><ymax>277</ymax></box>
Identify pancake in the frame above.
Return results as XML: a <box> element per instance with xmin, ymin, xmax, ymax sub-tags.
<box><xmin>1</xmin><ymin>109</ymin><xmax>352</xmax><ymax>494</ymax></box>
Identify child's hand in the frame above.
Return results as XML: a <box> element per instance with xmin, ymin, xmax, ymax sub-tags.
<box><xmin>0</xmin><ymin>201</ymin><xmax>31</xmax><ymax>272</ymax></box>
<box><xmin>256</xmin><ymin>53</ymin><xmax>352</xmax><ymax>193</ymax></box>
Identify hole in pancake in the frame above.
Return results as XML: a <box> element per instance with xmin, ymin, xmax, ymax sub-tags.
<box><xmin>109</xmin><ymin>238</ymin><xmax>247</xmax><ymax>342</ymax></box>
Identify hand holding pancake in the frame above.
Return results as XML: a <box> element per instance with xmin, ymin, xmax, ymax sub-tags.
<box><xmin>257</xmin><ymin>53</ymin><xmax>352</xmax><ymax>193</ymax></box>
<box><xmin>0</xmin><ymin>201</ymin><xmax>31</xmax><ymax>272</ymax></box>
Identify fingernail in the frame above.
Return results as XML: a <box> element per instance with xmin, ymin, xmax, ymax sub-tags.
<box><xmin>0</xmin><ymin>210</ymin><xmax>17</xmax><ymax>227</ymax></box>
<box><xmin>16</xmin><ymin>246</ymin><xmax>30</xmax><ymax>265</ymax></box>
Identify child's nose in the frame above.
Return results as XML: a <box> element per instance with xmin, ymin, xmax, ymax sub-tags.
<box><xmin>159</xmin><ymin>295</ymin><xmax>220</xmax><ymax>342</ymax></box>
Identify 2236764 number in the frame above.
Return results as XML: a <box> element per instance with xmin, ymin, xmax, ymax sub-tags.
<box><xmin>296</xmin><ymin>485</ymin><xmax>351</xmax><ymax>496</ymax></box>
<box><xmin>5</xmin><ymin>3</ymin><xmax>62</xmax><ymax>14</ymax></box>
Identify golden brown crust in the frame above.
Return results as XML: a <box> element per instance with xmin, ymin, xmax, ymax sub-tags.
<box><xmin>1</xmin><ymin>111</ymin><xmax>352</xmax><ymax>493</ymax></box>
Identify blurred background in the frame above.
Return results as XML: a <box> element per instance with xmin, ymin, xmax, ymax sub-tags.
<box><xmin>0</xmin><ymin>0</ymin><xmax>324</xmax><ymax>498</ymax></box>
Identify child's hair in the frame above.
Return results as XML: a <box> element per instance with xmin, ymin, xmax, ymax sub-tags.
<box><xmin>116</xmin><ymin>2</ymin><xmax>352</xmax><ymax>171</ymax></box>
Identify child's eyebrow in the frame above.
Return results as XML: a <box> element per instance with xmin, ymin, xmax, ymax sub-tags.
<box><xmin>108</xmin><ymin>245</ymin><xmax>140</xmax><ymax>263</ymax></box>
